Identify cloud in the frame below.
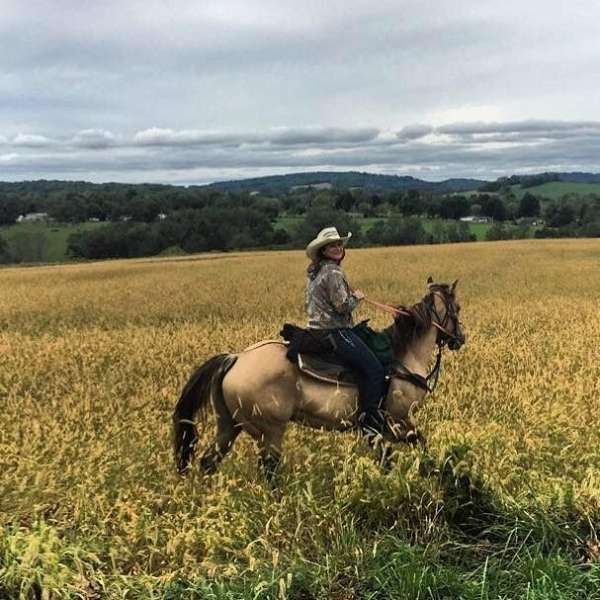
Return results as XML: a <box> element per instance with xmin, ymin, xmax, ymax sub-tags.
<box><xmin>396</xmin><ymin>124</ymin><xmax>434</xmax><ymax>141</ymax></box>
<box><xmin>268</xmin><ymin>127</ymin><xmax>379</xmax><ymax>145</ymax></box>
<box><xmin>4</xmin><ymin>119</ymin><xmax>600</xmax><ymax>183</ymax></box>
<box><xmin>71</xmin><ymin>129</ymin><xmax>117</xmax><ymax>149</ymax></box>
<box><xmin>132</xmin><ymin>126</ymin><xmax>379</xmax><ymax>147</ymax></box>
<box><xmin>133</xmin><ymin>128</ymin><xmax>250</xmax><ymax>146</ymax></box>
<box><xmin>12</xmin><ymin>133</ymin><xmax>54</xmax><ymax>147</ymax></box>
<box><xmin>437</xmin><ymin>120</ymin><xmax>600</xmax><ymax>136</ymax></box>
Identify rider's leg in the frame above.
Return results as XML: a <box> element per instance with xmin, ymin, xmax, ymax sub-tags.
<box><xmin>330</xmin><ymin>328</ymin><xmax>386</xmax><ymax>434</ymax></box>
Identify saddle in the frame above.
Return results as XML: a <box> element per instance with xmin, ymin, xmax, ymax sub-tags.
<box><xmin>280</xmin><ymin>322</ymin><xmax>394</xmax><ymax>387</ymax></box>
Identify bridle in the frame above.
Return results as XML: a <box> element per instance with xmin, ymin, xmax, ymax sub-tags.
<box><xmin>429</xmin><ymin>290</ymin><xmax>463</xmax><ymax>349</ymax></box>
<box><xmin>368</xmin><ymin>289</ymin><xmax>463</xmax><ymax>394</ymax></box>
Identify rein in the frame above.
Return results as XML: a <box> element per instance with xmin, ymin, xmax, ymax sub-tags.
<box><xmin>363</xmin><ymin>297</ymin><xmax>411</xmax><ymax>318</ymax></box>
<box><xmin>366</xmin><ymin>291</ymin><xmax>457</xmax><ymax>394</ymax></box>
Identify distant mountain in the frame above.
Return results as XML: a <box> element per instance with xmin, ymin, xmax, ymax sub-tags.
<box><xmin>556</xmin><ymin>172</ymin><xmax>600</xmax><ymax>184</ymax></box>
<box><xmin>203</xmin><ymin>171</ymin><xmax>487</xmax><ymax>194</ymax></box>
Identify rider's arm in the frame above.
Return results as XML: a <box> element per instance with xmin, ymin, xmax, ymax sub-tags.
<box><xmin>323</xmin><ymin>267</ymin><xmax>361</xmax><ymax>315</ymax></box>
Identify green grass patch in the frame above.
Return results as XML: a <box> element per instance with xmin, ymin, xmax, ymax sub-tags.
<box><xmin>0</xmin><ymin>221</ymin><xmax>104</xmax><ymax>263</ymax></box>
<box><xmin>511</xmin><ymin>181</ymin><xmax>600</xmax><ymax>201</ymax></box>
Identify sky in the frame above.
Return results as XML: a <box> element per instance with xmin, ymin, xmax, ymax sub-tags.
<box><xmin>1</xmin><ymin>0</ymin><xmax>600</xmax><ymax>184</ymax></box>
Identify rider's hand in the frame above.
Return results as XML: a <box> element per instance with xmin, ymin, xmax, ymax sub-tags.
<box><xmin>353</xmin><ymin>288</ymin><xmax>365</xmax><ymax>301</ymax></box>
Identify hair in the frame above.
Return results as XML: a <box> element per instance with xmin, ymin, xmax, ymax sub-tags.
<box><xmin>307</xmin><ymin>247</ymin><xmax>346</xmax><ymax>280</ymax></box>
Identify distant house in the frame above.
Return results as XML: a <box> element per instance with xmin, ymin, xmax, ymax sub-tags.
<box><xmin>459</xmin><ymin>216</ymin><xmax>490</xmax><ymax>223</ymax></box>
<box><xmin>16</xmin><ymin>212</ymin><xmax>50</xmax><ymax>223</ymax></box>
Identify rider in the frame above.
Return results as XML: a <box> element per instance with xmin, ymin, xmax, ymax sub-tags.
<box><xmin>305</xmin><ymin>227</ymin><xmax>387</xmax><ymax>437</ymax></box>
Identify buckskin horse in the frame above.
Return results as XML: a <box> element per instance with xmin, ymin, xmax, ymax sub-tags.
<box><xmin>173</xmin><ymin>277</ymin><xmax>465</xmax><ymax>480</ymax></box>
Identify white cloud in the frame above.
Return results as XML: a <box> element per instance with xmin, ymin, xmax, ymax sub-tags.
<box><xmin>12</xmin><ymin>133</ymin><xmax>54</xmax><ymax>147</ymax></box>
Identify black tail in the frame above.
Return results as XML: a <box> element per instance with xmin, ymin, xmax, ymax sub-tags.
<box><xmin>173</xmin><ymin>353</ymin><xmax>237</xmax><ymax>475</ymax></box>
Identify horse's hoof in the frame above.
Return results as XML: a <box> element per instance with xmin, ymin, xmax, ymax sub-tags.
<box><xmin>406</xmin><ymin>430</ymin><xmax>426</xmax><ymax>449</ymax></box>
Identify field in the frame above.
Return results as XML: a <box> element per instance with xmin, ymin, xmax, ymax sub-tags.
<box><xmin>2</xmin><ymin>240</ymin><xmax>600</xmax><ymax>598</ymax></box>
<box><xmin>0</xmin><ymin>222</ymin><xmax>103</xmax><ymax>263</ymax></box>
<box><xmin>509</xmin><ymin>182</ymin><xmax>600</xmax><ymax>201</ymax></box>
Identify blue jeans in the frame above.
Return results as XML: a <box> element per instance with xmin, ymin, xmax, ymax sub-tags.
<box><xmin>329</xmin><ymin>328</ymin><xmax>386</xmax><ymax>416</ymax></box>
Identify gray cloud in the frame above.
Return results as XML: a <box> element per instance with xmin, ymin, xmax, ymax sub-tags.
<box><xmin>2</xmin><ymin>119</ymin><xmax>600</xmax><ymax>184</ymax></box>
<box><xmin>71</xmin><ymin>129</ymin><xmax>117</xmax><ymax>149</ymax></box>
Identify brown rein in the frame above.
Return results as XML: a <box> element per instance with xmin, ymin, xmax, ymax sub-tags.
<box><xmin>364</xmin><ymin>291</ymin><xmax>457</xmax><ymax>394</ymax></box>
<box><xmin>363</xmin><ymin>297</ymin><xmax>411</xmax><ymax>318</ymax></box>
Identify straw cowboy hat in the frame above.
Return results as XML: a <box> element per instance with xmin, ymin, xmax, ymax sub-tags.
<box><xmin>305</xmin><ymin>226</ymin><xmax>352</xmax><ymax>261</ymax></box>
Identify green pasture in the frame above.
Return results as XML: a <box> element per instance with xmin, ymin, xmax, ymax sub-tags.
<box><xmin>510</xmin><ymin>181</ymin><xmax>600</xmax><ymax>200</ymax></box>
<box><xmin>0</xmin><ymin>221</ymin><xmax>103</xmax><ymax>263</ymax></box>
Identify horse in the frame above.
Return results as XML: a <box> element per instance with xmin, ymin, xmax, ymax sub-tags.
<box><xmin>173</xmin><ymin>277</ymin><xmax>465</xmax><ymax>480</ymax></box>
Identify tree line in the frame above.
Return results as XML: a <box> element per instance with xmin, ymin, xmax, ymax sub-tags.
<box><xmin>2</xmin><ymin>180</ymin><xmax>600</xmax><ymax>262</ymax></box>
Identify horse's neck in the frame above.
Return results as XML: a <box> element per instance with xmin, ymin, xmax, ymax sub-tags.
<box><xmin>395</xmin><ymin>325</ymin><xmax>438</xmax><ymax>377</ymax></box>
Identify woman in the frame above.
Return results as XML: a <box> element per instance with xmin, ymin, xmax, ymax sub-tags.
<box><xmin>305</xmin><ymin>227</ymin><xmax>386</xmax><ymax>437</ymax></box>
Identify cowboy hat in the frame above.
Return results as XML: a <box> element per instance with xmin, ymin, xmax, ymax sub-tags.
<box><xmin>305</xmin><ymin>226</ymin><xmax>352</xmax><ymax>261</ymax></box>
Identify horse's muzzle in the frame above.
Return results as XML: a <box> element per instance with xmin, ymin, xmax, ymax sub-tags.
<box><xmin>448</xmin><ymin>334</ymin><xmax>465</xmax><ymax>351</ymax></box>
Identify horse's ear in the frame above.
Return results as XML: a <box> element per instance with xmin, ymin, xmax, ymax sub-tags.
<box><xmin>451</xmin><ymin>279</ymin><xmax>459</xmax><ymax>293</ymax></box>
<box><xmin>427</xmin><ymin>275</ymin><xmax>434</xmax><ymax>287</ymax></box>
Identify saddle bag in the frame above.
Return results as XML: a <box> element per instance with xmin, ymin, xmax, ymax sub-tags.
<box><xmin>280</xmin><ymin>323</ymin><xmax>335</xmax><ymax>363</ymax></box>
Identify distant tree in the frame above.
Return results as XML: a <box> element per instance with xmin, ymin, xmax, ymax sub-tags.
<box><xmin>252</xmin><ymin>197</ymin><xmax>282</xmax><ymax>221</ymax></box>
<box><xmin>311</xmin><ymin>192</ymin><xmax>336</xmax><ymax>211</ymax></box>
<box><xmin>357</xmin><ymin>201</ymin><xmax>374</xmax><ymax>217</ymax></box>
<box><xmin>470</xmin><ymin>203</ymin><xmax>482</xmax><ymax>216</ymax></box>
<box><xmin>438</xmin><ymin>195</ymin><xmax>470</xmax><ymax>220</ymax></box>
<box><xmin>334</xmin><ymin>190</ymin><xmax>355</xmax><ymax>212</ymax></box>
<box><xmin>0</xmin><ymin>234</ymin><xmax>9</xmax><ymax>262</ymax></box>
<box><xmin>0</xmin><ymin>195</ymin><xmax>25</xmax><ymax>225</ymax></box>
<box><xmin>8</xmin><ymin>230</ymin><xmax>48</xmax><ymax>262</ymax></box>
<box><xmin>366</xmin><ymin>216</ymin><xmax>428</xmax><ymax>246</ymax></box>
<box><xmin>485</xmin><ymin>223</ymin><xmax>508</xmax><ymax>241</ymax></box>
<box><xmin>293</xmin><ymin>208</ymin><xmax>362</xmax><ymax>247</ymax></box>
<box><xmin>271</xmin><ymin>228</ymin><xmax>291</xmax><ymax>245</ymax></box>
<box><xmin>544</xmin><ymin>201</ymin><xmax>576</xmax><ymax>227</ymax></box>
<box><xmin>519</xmin><ymin>192</ymin><xmax>541</xmax><ymax>217</ymax></box>
<box><xmin>481</xmin><ymin>196</ymin><xmax>508</xmax><ymax>221</ymax></box>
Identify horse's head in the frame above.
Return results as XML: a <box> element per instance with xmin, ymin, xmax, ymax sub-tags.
<box><xmin>426</xmin><ymin>276</ymin><xmax>465</xmax><ymax>351</ymax></box>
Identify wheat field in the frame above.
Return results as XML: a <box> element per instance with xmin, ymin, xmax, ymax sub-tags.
<box><xmin>2</xmin><ymin>240</ymin><xmax>600</xmax><ymax>599</ymax></box>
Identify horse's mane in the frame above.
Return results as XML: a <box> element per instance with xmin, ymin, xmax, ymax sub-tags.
<box><xmin>388</xmin><ymin>284</ymin><xmax>453</xmax><ymax>356</ymax></box>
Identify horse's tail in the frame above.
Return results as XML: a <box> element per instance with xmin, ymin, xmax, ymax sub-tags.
<box><xmin>172</xmin><ymin>353</ymin><xmax>238</xmax><ymax>475</ymax></box>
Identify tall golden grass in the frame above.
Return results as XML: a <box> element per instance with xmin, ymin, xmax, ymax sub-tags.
<box><xmin>1</xmin><ymin>240</ymin><xmax>600</xmax><ymax>598</ymax></box>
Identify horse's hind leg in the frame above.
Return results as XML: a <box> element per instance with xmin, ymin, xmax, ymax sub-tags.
<box><xmin>199</xmin><ymin>417</ymin><xmax>241</xmax><ymax>475</ymax></box>
<box><xmin>257</xmin><ymin>427</ymin><xmax>285</xmax><ymax>484</ymax></box>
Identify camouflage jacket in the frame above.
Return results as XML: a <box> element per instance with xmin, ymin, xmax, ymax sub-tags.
<box><xmin>305</xmin><ymin>260</ymin><xmax>360</xmax><ymax>329</ymax></box>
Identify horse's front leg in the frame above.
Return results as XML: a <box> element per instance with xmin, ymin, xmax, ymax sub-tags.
<box><xmin>406</xmin><ymin>428</ymin><xmax>427</xmax><ymax>450</ymax></box>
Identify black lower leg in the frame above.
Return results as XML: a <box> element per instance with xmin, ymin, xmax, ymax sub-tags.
<box><xmin>199</xmin><ymin>444</ymin><xmax>221</xmax><ymax>474</ymax></box>
<box><xmin>199</xmin><ymin>426</ymin><xmax>241</xmax><ymax>475</ymax></box>
<box><xmin>260</xmin><ymin>450</ymin><xmax>281</xmax><ymax>483</ymax></box>
<box><xmin>406</xmin><ymin>429</ymin><xmax>427</xmax><ymax>449</ymax></box>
